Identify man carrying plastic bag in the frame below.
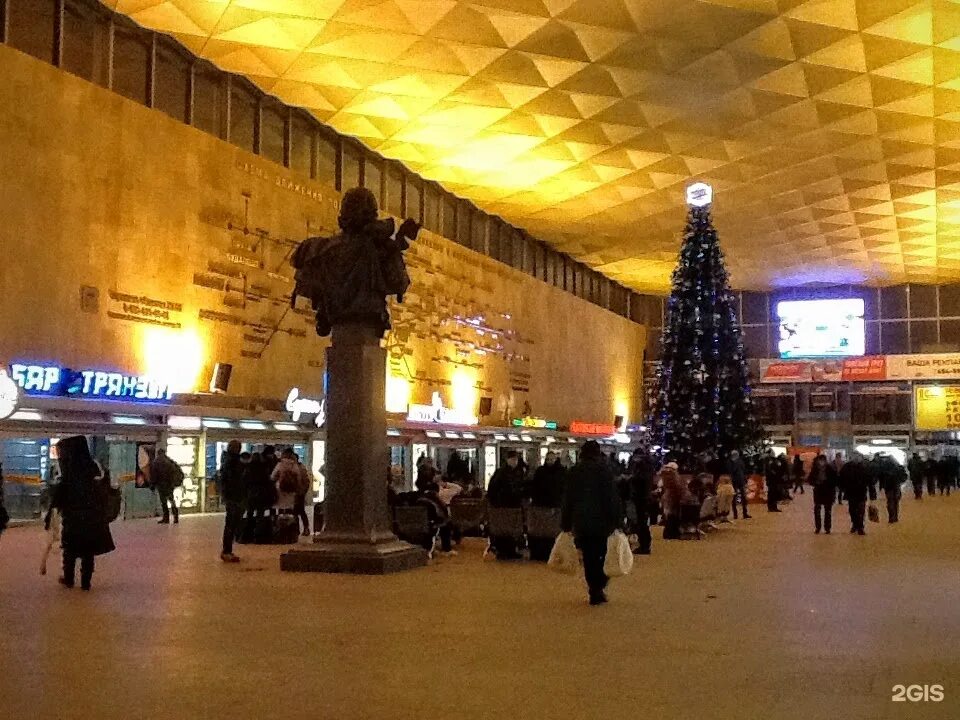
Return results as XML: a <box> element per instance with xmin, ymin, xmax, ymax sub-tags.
<box><xmin>547</xmin><ymin>531</ymin><xmax>579</xmax><ymax>574</ymax></box>
<box><xmin>603</xmin><ymin>530</ymin><xmax>633</xmax><ymax>578</ymax></box>
<box><xmin>560</xmin><ymin>441</ymin><xmax>624</xmax><ymax>605</ymax></box>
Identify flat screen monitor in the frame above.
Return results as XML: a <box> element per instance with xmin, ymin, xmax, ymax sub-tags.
<box><xmin>776</xmin><ymin>298</ymin><xmax>865</xmax><ymax>358</ymax></box>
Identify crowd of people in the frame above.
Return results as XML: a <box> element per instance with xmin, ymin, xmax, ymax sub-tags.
<box><xmin>216</xmin><ymin>442</ymin><xmax>313</xmax><ymax>563</ymax></box>
<box><xmin>6</xmin><ymin>431</ymin><xmax>957</xmax><ymax>601</ymax></box>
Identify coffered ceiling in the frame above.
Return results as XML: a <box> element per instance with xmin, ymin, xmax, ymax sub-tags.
<box><xmin>104</xmin><ymin>0</ymin><xmax>960</xmax><ymax>292</ymax></box>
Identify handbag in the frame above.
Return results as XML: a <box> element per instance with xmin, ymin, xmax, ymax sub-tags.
<box><xmin>106</xmin><ymin>487</ymin><xmax>122</xmax><ymax>523</ymax></box>
<box><xmin>603</xmin><ymin>530</ymin><xmax>634</xmax><ymax>578</ymax></box>
<box><xmin>547</xmin><ymin>532</ymin><xmax>579</xmax><ymax>574</ymax></box>
<box><xmin>867</xmin><ymin>502</ymin><xmax>880</xmax><ymax>523</ymax></box>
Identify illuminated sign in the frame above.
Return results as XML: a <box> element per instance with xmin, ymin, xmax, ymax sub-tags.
<box><xmin>512</xmin><ymin>417</ymin><xmax>558</xmax><ymax>430</ymax></box>
<box><xmin>915</xmin><ymin>386</ymin><xmax>960</xmax><ymax>431</ymax></box>
<box><xmin>10</xmin><ymin>363</ymin><xmax>172</xmax><ymax>402</ymax></box>
<box><xmin>686</xmin><ymin>182</ymin><xmax>713</xmax><ymax>208</ymax></box>
<box><xmin>407</xmin><ymin>392</ymin><xmax>478</xmax><ymax>426</ymax></box>
<box><xmin>570</xmin><ymin>421</ymin><xmax>617</xmax><ymax>436</ymax></box>
<box><xmin>0</xmin><ymin>370</ymin><xmax>20</xmax><ymax>420</ymax></box>
<box><xmin>286</xmin><ymin>388</ymin><xmax>325</xmax><ymax>427</ymax></box>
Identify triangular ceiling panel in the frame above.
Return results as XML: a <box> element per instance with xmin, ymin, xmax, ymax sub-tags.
<box><xmin>103</xmin><ymin>0</ymin><xmax>960</xmax><ymax>292</ymax></box>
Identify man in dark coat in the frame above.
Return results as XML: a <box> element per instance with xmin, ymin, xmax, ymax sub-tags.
<box><xmin>937</xmin><ymin>455</ymin><xmax>953</xmax><ymax>496</ymax></box>
<box><xmin>791</xmin><ymin>454</ymin><xmax>805</xmax><ymax>494</ymax></box>
<box><xmin>763</xmin><ymin>451</ymin><xmax>783</xmax><ymax>512</ymax></box>
<box><xmin>908</xmin><ymin>452</ymin><xmax>924</xmax><ymax>499</ymax></box>
<box><xmin>874</xmin><ymin>455</ymin><xmax>905</xmax><ymax>523</ymax></box>
<box><xmin>628</xmin><ymin>447</ymin><xmax>655</xmax><ymax>555</ymax></box>
<box><xmin>727</xmin><ymin>450</ymin><xmax>751</xmax><ymax>519</ymax></box>
<box><xmin>925</xmin><ymin>457</ymin><xmax>938</xmax><ymax>497</ymax></box>
<box><xmin>808</xmin><ymin>454</ymin><xmax>838</xmax><ymax>533</ymax></box>
<box><xmin>839</xmin><ymin>453</ymin><xmax>875</xmax><ymax>535</ymax></box>
<box><xmin>526</xmin><ymin>452</ymin><xmax>566</xmax><ymax>562</ymax></box>
<box><xmin>150</xmin><ymin>447</ymin><xmax>182</xmax><ymax>525</ymax></box>
<box><xmin>486</xmin><ymin>451</ymin><xmax>525</xmax><ymax>559</ymax></box>
<box><xmin>530</xmin><ymin>451</ymin><xmax>565</xmax><ymax>508</ymax></box>
<box><xmin>219</xmin><ymin>440</ymin><xmax>246</xmax><ymax>562</ymax></box>
<box><xmin>562</xmin><ymin>441</ymin><xmax>622</xmax><ymax>605</ymax></box>
<box><xmin>50</xmin><ymin>436</ymin><xmax>115</xmax><ymax>590</ymax></box>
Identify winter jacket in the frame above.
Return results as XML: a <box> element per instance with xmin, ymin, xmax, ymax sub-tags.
<box><xmin>219</xmin><ymin>451</ymin><xmax>247</xmax><ymax>504</ymax></box>
<box><xmin>150</xmin><ymin>454</ymin><xmax>182</xmax><ymax>491</ymax></box>
<box><xmin>487</xmin><ymin>466</ymin><xmax>524</xmax><ymax>508</ymax></box>
<box><xmin>51</xmin><ymin>436</ymin><xmax>115</xmax><ymax>557</ymax></box>
<box><xmin>808</xmin><ymin>465</ymin><xmax>838</xmax><ymax>504</ymax></box>
<box><xmin>530</xmin><ymin>462</ymin><xmax>565</xmax><ymax>507</ymax></box>
<box><xmin>561</xmin><ymin>458</ymin><xmax>621</xmax><ymax>538</ymax></box>
<box><xmin>727</xmin><ymin>457</ymin><xmax>747</xmax><ymax>489</ymax></box>
<box><xmin>839</xmin><ymin>460</ymin><xmax>876</xmax><ymax>504</ymax></box>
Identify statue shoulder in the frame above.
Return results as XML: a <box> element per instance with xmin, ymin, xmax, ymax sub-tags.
<box><xmin>292</xmin><ymin>234</ymin><xmax>343</xmax><ymax>269</ymax></box>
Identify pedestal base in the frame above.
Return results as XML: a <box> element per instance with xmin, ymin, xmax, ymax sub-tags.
<box><xmin>280</xmin><ymin>540</ymin><xmax>427</xmax><ymax>575</ymax></box>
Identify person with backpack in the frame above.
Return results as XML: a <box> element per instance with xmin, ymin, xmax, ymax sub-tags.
<box><xmin>293</xmin><ymin>452</ymin><xmax>312</xmax><ymax>537</ymax></box>
<box><xmin>150</xmin><ymin>447</ymin><xmax>184</xmax><ymax>524</ymax></box>
<box><xmin>271</xmin><ymin>449</ymin><xmax>312</xmax><ymax>536</ymax></box>
<box><xmin>49</xmin><ymin>436</ymin><xmax>115</xmax><ymax>590</ymax></box>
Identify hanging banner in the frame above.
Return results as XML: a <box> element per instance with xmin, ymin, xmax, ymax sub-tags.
<box><xmin>914</xmin><ymin>386</ymin><xmax>960</xmax><ymax>430</ymax></box>
<box><xmin>840</xmin><ymin>356</ymin><xmax>886</xmax><ymax>381</ymax></box>
<box><xmin>886</xmin><ymin>354</ymin><xmax>960</xmax><ymax>381</ymax></box>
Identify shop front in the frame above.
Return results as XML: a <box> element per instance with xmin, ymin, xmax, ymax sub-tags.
<box><xmin>0</xmin><ymin>360</ymin><xmax>323</xmax><ymax>520</ymax></box>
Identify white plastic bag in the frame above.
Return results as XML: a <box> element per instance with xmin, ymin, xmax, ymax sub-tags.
<box><xmin>547</xmin><ymin>532</ymin><xmax>579</xmax><ymax>574</ymax></box>
<box><xmin>604</xmin><ymin>530</ymin><xmax>634</xmax><ymax>578</ymax></box>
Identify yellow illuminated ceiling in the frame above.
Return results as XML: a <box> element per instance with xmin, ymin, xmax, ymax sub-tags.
<box><xmin>105</xmin><ymin>0</ymin><xmax>960</xmax><ymax>292</ymax></box>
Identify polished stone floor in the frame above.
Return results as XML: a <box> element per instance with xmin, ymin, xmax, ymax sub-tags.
<box><xmin>1</xmin><ymin>491</ymin><xmax>958</xmax><ymax>720</ymax></box>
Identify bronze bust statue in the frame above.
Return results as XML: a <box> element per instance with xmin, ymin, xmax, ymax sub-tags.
<box><xmin>291</xmin><ymin>188</ymin><xmax>419</xmax><ymax>337</ymax></box>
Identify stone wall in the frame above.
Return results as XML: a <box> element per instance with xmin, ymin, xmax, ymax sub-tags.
<box><xmin>0</xmin><ymin>45</ymin><xmax>646</xmax><ymax>427</ymax></box>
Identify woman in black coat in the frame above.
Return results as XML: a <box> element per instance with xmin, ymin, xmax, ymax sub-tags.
<box><xmin>51</xmin><ymin>436</ymin><xmax>115</xmax><ymax>590</ymax></box>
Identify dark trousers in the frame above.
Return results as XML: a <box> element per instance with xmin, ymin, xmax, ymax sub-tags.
<box><xmin>293</xmin><ymin>494</ymin><xmax>309</xmax><ymax>535</ymax></box>
<box><xmin>491</xmin><ymin>535</ymin><xmax>520</xmax><ymax>558</ymax></box>
<box><xmin>528</xmin><ymin>537</ymin><xmax>553</xmax><ymax>562</ymax></box>
<box><xmin>663</xmin><ymin>514</ymin><xmax>681</xmax><ymax>540</ymax></box>
<box><xmin>63</xmin><ymin>552</ymin><xmax>94</xmax><ymax>588</ymax></box>
<box><xmin>938</xmin><ymin>479</ymin><xmax>951</xmax><ymax>496</ymax></box>
<box><xmin>438</xmin><ymin>524</ymin><xmax>452</xmax><ymax>552</ymax></box>
<box><xmin>575</xmin><ymin>535</ymin><xmax>608</xmax><ymax>600</ymax></box>
<box><xmin>927</xmin><ymin>476</ymin><xmax>937</xmax><ymax>495</ymax></box>
<box><xmin>158</xmin><ymin>487</ymin><xmax>179</xmax><ymax>522</ymax></box>
<box><xmin>793</xmin><ymin>478</ymin><xmax>805</xmax><ymax>494</ymax></box>
<box><xmin>766</xmin><ymin>481</ymin><xmax>778</xmax><ymax>511</ymax></box>
<box><xmin>814</xmin><ymin>502</ymin><xmax>832</xmax><ymax>533</ymax></box>
<box><xmin>634</xmin><ymin>510</ymin><xmax>651</xmax><ymax>554</ymax></box>
<box><xmin>912</xmin><ymin>481</ymin><xmax>923</xmax><ymax>499</ymax></box>
<box><xmin>849</xmin><ymin>500</ymin><xmax>866</xmax><ymax>532</ymax></box>
<box><xmin>732</xmin><ymin>486</ymin><xmax>749</xmax><ymax>518</ymax></box>
<box><xmin>886</xmin><ymin>494</ymin><xmax>900</xmax><ymax>522</ymax></box>
<box><xmin>222</xmin><ymin>501</ymin><xmax>244</xmax><ymax>555</ymax></box>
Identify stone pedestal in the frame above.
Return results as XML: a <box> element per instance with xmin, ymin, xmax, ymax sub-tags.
<box><xmin>281</xmin><ymin>322</ymin><xmax>426</xmax><ymax>574</ymax></box>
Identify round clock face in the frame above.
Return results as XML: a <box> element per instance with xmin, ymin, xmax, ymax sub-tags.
<box><xmin>0</xmin><ymin>370</ymin><xmax>20</xmax><ymax>420</ymax></box>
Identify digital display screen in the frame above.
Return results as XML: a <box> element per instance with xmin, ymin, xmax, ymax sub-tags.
<box><xmin>777</xmin><ymin>298</ymin><xmax>865</xmax><ymax>358</ymax></box>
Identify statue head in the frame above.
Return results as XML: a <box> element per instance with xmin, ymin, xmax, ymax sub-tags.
<box><xmin>338</xmin><ymin>187</ymin><xmax>379</xmax><ymax>233</ymax></box>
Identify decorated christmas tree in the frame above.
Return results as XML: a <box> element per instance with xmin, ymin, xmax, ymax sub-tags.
<box><xmin>649</xmin><ymin>183</ymin><xmax>765</xmax><ymax>469</ymax></box>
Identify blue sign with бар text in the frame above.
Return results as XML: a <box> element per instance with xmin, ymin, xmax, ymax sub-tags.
<box><xmin>9</xmin><ymin>363</ymin><xmax>173</xmax><ymax>402</ymax></box>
